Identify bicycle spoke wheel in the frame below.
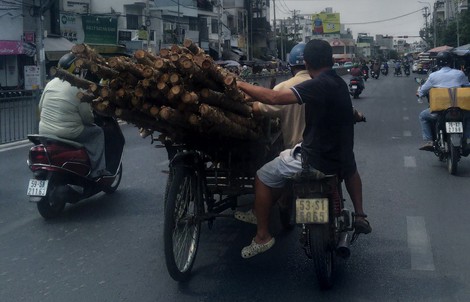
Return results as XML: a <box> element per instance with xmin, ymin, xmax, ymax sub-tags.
<box><xmin>164</xmin><ymin>166</ymin><xmax>202</xmax><ymax>281</ymax></box>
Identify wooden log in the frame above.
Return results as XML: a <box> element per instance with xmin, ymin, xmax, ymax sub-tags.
<box><xmin>167</xmin><ymin>85</ymin><xmax>184</xmax><ymax>102</ymax></box>
<box><xmin>199</xmin><ymin>88</ymin><xmax>252</xmax><ymax>117</ymax></box>
<box><xmin>159</xmin><ymin>48</ymin><xmax>170</xmax><ymax>58</ymax></box>
<box><xmin>169</xmin><ymin>72</ymin><xmax>182</xmax><ymax>85</ymax></box>
<box><xmin>76</xmin><ymin>91</ymin><xmax>96</xmax><ymax>103</ymax></box>
<box><xmin>71</xmin><ymin>44</ymin><xmax>107</xmax><ymax>65</ymax></box>
<box><xmin>223</xmin><ymin>75</ymin><xmax>246</xmax><ymax>103</ymax></box>
<box><xmin>50</xmin><ymin>67</ymin><xmax>100</xmax><ymax>95</ymax></box>
<box><xmin>154</xmin><ymin>57</ymin><xmax>175</xmax><ymax>71</ymax></box>
<box><xmin>181</xmin><ymin>91</ymin><xmax>199</xmax><ymax>104</ymax></box>
<box><xmin>179</xmin><ymin>59</ymin><xmax>222</xmax><ymax>92</ymax></box>
<box><xmin>225</xmin><ymin>112</ymin><xmax>258</xmax><ymax>130</ymax></box>
<box><xmin>100</xmin><ymin>86</ymin><xmax>114</xmax><ymax>99</ymax></box>
<box><xmin>134</xmin><ymin>49</ymin><xmax>158</xmax><ymax>66</ymax></box>
<box><xmin>199</xmin><ymin>104</ymin><xmax>259</xmax><ymax>140</ymax></box>
<box><xmin>158</xmin><ymin>106</ymin><xmax>190</xmax><ymax>129</ymax></box>
<box><xmin>183</xmin><ymin>39</ymin><xmax>204</xmax><ymax>55</ymax></box>
<box><xmin>75</xmin><ymin>58</ymin><xmax>120</xmax><ymax>79</ymax></box>
<box><xmin>142</xmin><ymin>66</ymin><xmax>162</xmax><ymax>79</ymax></box>
<box><xmin>156</xmin><ymin>81</ymin><xmax>170</xmax><ymax>96</ymax></box>
<box><xmin>108</xmin><ymin>56</ymin><xmax>145</xmax><ymax>79</ymax></box>
<box><xmin>91</xmin><ymin>99</ymin><xmax>116</xmax><ymax>116</ymax></box>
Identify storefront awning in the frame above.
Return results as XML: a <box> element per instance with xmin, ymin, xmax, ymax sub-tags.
<box><xmin>44</xmin><ymin>37</ymin><xmax>75</xmax><ymax>61</ymax></box>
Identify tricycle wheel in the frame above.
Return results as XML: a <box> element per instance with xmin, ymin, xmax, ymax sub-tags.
<box><xmin>308</xmin><ymin>224</ymin><xmax>335</xmax><ymax>289</ymax></box>
<box><xmin>163</xmin><ymin>166</ymin><xmax>202</xmax><ymax>281</ymax></box>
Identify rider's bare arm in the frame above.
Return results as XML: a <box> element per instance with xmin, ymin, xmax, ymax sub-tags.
<box><xmin>237</xmin><ymin>81</ymin><xmax>298</xmax><ymax>105</ymax></box>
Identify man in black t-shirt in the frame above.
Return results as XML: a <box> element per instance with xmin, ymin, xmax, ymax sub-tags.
<box><xmin>237</xmin><ymin>39</ymin><xmax>371</xmax><ymax>259</ymax></box>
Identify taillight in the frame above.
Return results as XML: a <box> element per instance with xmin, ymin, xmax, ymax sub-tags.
<box><xmin>29</xmin><ymin>145</ymin><xmax>49</xmax><ymax>164</ymax></box>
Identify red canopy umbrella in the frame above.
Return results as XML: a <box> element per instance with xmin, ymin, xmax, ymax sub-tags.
<box><xmin>427</xmin><ymin>45</ymin><xmax>454</xmax><ymax>55</ymax></box>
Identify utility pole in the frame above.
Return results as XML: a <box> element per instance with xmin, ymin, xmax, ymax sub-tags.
<box><xmin>36</xmin><ymin>0</ymin><xmax>54</xmax><ymax>89</ymax></box>
<box><xmin>217</xmin><ymin>0</ymin><xmax>223</xmax><ymax>59</ymax></box>
<box><xmin>273</xmin><ymin>0</ymin><xmax>277</xmax><ymax>58</ymax></box>
<box><xmin>146</xmin><ymin>0</ymin><xmax>150</xmax><ymax>51</ymax></box>
<box><xmin>280</xmin><ymin>19</ymin><xmax>284</xmax><ymax>61</ymax></box>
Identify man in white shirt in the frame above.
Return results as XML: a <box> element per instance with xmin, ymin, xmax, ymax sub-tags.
<box><xmin>38</xmin><ymin>53</ymin><xmax>109</xmax><ymax>178</ymax></box>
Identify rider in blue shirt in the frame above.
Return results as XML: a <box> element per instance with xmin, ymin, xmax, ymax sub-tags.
<box><xmin>417</xmin><ymin>51</ymin><xmax>470</xmax><ymax>151</ymax></box>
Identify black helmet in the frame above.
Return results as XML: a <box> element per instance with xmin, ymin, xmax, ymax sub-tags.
<box><xmin>436</xmin><ymin>51</ymin><xmax>452</xmax><ymax>67</ymax></box>
<box><xmin>58</xmin><ymin>52</ymin><xmax>78</xmax><ymax>74</ymax></box>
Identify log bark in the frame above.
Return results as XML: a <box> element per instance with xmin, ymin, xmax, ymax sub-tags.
<box><xmin>108</xmin><ymin>57</ymin><xmax>145</xmax><ymax>79</ymax></box>
<box><xmin>75</xmin><ymin>58</ymin><xmax>119</xmax><ymax>79</ymax></box>
<box><xmin>223</xmin><ymin>75</ymin><xmax>246</xmax><ymax>103</ymax></box>
<box><xmin>76</xmin><ymin>91</ymin><xmax>96</xmax><ymax>103</ymax></box>
<box><xmin>199</xmin><ymin>88</ymin><xmax>252</xmax><ymax>117</ymax></box>
<box><xmin>134</xmin><ymin>49</ymin><xmax>158</xmax><ymax>66</ymax></box>
<box><xmin>71</xmin><ymin>44</ymin><xmax>107</xmax><ymax>65</ymax></box>
<box><xmin>50</xmin><ymin>67</ymin><xmax>99</xmax><ymax>95</ymax></box>
<box><xmin>183</xmin><ymin>39</ymin><xmax>204</xmax><ymax>55</ymax></box>
<box><xmin>199</xmin><ymin>104</ymin><xmax>259</xmax><ymax>140</ymax></box>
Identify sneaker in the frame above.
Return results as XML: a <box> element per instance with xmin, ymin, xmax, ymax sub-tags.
<box><xmin>419</xmin><ymin>141</ymin><xmax>434</xmax><ymax>151</ymax></box>
<box><xmin>234</xmin><ymin>210</ymin><xmax>257</xmax><ymax>225</ymax></box>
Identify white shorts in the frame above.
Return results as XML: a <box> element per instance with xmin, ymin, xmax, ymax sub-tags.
<box><xmin>256</xmin><ymin>144</ymin><xmax>303</xmax><ymax>188</ymax></box>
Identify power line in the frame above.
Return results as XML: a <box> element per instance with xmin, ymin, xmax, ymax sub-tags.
<box><xmin>343</xmin><ymin>9</ymin><xmax>422</xmax><ymax>25</ymax></box>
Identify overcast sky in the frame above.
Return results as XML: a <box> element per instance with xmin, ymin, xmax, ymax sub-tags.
<box><xmin>272</xmin><ymin>0</ymin><xmax>430</xmax><ymax>42</ymax></box>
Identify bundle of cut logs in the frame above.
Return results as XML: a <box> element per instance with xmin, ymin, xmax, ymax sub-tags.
<box><xmin>50</xmin><ymin>39</ymin><xmax>272</xmax><ymax>149</ymax></box>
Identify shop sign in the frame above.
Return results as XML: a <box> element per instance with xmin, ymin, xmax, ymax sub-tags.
<box><xmin>82</xmin><ymin>16</ymin><xmax>118</xmax><ymax>45</ymax></box>
<box><xmin>24</xmin><ymin>65</ymin><xmax>41</xmax><ymax>90</ymax></box>
<box><xmin>24</xmin><ymin>32</ymin><xmax>35</xmax><ymax>43</ymax></box>
<box><xmin>0</xmin><ymin>41</ymin><xmax>23</xmax><ymax>55</ymax></box>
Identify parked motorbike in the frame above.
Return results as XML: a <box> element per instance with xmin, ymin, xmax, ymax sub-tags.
<box><xmin>415</xmin><ymin>78</ymin><xmax>470</xmax><ymax>175</ymax></box>
<box><xmin>26</xmin><ymin>114</ymin><xmax>125</xmax><ymax>219</ymax></box>
<box><xmin>349</xmin><ymin>77</ymin><xmax>363</xmax><ymax>99</ymax></box>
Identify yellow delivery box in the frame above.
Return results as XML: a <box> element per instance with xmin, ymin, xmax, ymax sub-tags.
<box><xmin>429</xmin><ymin>87</ymin><xmax>470</xmax><ymax>112</ymax></box>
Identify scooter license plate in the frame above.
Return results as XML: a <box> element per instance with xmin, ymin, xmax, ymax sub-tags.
<box><xmin>446</xmin><ymin>122</ymin><xmax>463</xmax><ymax>133</ymax></box>
<box><xmin>27</xmin><ymin>179</ymin><xmax>48</xmax><ymax>196</ymax></box>
<box><xmin>295</xmin><ymin>198</ymin><xmax>329</xmax><ymax>224</ymax></box>
<box><xmin>351</xmin><ymin>85</ymin><xmax>357</xmax><ymax>89</ymax></box>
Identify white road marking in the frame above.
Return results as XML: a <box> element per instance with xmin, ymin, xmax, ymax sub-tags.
<box><xmin>403</xmin><ymin>130</ymin><xmax>412</xmax><ymax>137</ymax></box>
<box><xmin>404</xmin><ymin>156</ymin><xmax>416</xmax><ymax>167</ymax></box>
<box><xmin>403</xmin><ymin>116</ymin><xmax>409</xmax><ymax>121</ymax></box>
<box><xmin>407</xmin><ymin>216</ymin><xmax>435</xmax><ymax>271</ymax></box>
<box><xmin>0</xmin><ymin>140</ymin><xmax>32</xmax><ymax>153</ymax></box>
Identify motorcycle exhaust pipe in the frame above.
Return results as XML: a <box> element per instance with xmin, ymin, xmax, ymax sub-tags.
<box><xmin>336</xmin><ymin>232</ymin><xmax>351</xmax><ymax>259</ymax></box>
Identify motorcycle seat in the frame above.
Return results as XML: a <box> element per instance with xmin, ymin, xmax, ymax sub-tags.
<box><xmin>27</xmin><ymin>134</ymin><xmax>84</xmax><ymax>149</ymax></box>
<box><xmin>290</xmin><ymin>167</ymin><xmax>336</xmax><ymax>182</ymax></box>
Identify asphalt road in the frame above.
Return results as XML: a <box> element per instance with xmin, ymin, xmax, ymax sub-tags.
<box><xmin>1</xmin><ymin>72</ymin><xmax>470</xmax><ymax>302</ymax></box>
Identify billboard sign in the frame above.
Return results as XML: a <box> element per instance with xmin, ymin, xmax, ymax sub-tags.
<box><xmin>82</xmin><ymin>16</ymin><xmax>118</xmax><ymax>45</ymax></box>
<box><xmin>312</xmin><ymin>13</ymin><xmax>340</xmax><ymax>35</ymax></box>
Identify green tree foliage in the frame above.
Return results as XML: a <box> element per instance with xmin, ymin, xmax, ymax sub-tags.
<box><xmin>428</xmin><ymin>10</ymin><xmax>470</xmax><ymax>47</ymax></box>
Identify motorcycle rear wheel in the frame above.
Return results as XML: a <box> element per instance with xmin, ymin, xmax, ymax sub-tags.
<box><xmin>36</xmin><ymin>185</ymin><xmax>66</xmax><ymax>219</ymax></box>
<box><xmin>164</xmin><ymin>166</ymin><xmax>202</xmax><ymax>281</ymax></box>
<box><xmin>308</xmin><ymin>224</ymin><xmax>335</xmax><ymax>289</ymax></box>
<box><xmin>447</xmin><ymin>142</ymin><xmax>460</xmax><ymax>175</ymax></box>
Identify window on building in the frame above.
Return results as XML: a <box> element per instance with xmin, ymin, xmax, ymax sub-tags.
<box><xmin>211</xmin><ymin>18</ymin><xmax>218</xmax><ymax>34</ymax></box>
<box><xmin>127</xmin><ymin>14</ymin><xmax>139</xmax><ymax>30</ymax></box>
<box><xmin>188</xmin><ymin>18</ymin><xmax>198</xmax><ymax>31</ymax></box>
